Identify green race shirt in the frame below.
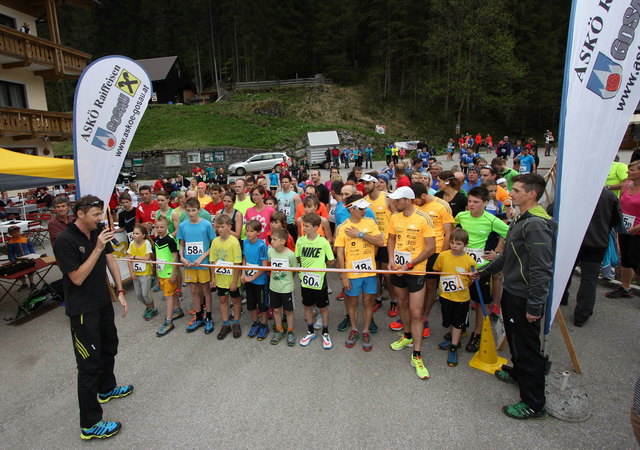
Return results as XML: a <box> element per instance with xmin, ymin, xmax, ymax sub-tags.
<box><xmin>154</xmin><ymin>234</ymin><xmax>178</xmax><ymax>278</ymax></box>
<box><xmin>155</xmin><ymin>208</ymin><xmax>174</xmax><ymax>235</ymax></box>
<box><xmin>295</xmin><ymin>234</ymin><xmax>334</xmax><ymax>290</ymax></box>
<box><xmin>454</xmin><ymin>210</ymin><xmax>509</xmax><ymax>269</ymax></box>
<box><xmin>268</xmin><ymin>247</ymin><xmax>298</xmax><ymax>293</ymax></box>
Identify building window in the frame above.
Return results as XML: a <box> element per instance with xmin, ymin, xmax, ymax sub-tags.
<box><xmin>0</xmin><ymin>13</ymin><xmax>16</xmax><ymax>29</ymax></box>
<box><xmin>0</xmin><ymin>81</ymin><xmax>27</xmax><ymax>108</ymax></box>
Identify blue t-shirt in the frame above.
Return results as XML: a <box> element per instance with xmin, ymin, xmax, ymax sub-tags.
<box><xmin>518</xmin><ymin>154</ymin><xmax>535</xmax><ymax>174</ymax></box>
<box><xmin>365</xmin><ymin>147</ymin><xmax>373</xmax><ymax>157</ymax></box>
<box><xmin>418</xmin><ymin>151</ymin><xmax>430</xmax><ymax>165</ymax></box>
<box><xmin>335</xmin><ymin>203</ymin><xmax>376</xmax><ymax>226</ymax></box>
<box><xmin>177</xmin><ymin>218</ymin><xmax>215</xmax><ymax>269</ymax></box>
<box><xmin>462</xmin><ymin>180</ymin><xmax>481</xmax><ymax>192</ymax></box>
<box><xmin>269</xmin><ymin>172</ymin><xmax>279</xmax><ymax>187</ymax></box>
<box><xmin>243</xmin><ymin>238</ymin><xmax>269</xmax><ymax>285</ymax></box>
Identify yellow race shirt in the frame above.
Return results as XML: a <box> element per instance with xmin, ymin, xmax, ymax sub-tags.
<box><xmin>433</xmin><ymin>196</ymin><xmax>453</xmax><ymax>215</ymax></box>
<box><xmin>366</xmin><ymin>193</ymin><xmax>392</xmax><ymax>246</ymax></box>
<box><xmin>210</xmin><ymin>235</ymin><xmax>242</xmax><ymax>289</ymax></box>
<box><xmin>388</xmin><ymin>209</ymin><xmax>435</xmax><ymax>272</ymax></box>
<box><xmin>432</xmin><ymin>250</ymin><xmax>476</xmax><ymax>302</ymax></box>
<box><xmin>418</xmin><ymin>200</ymin><xmax>455</xmax><ymax>253</ymax></box>
<box><xmin>127</xmin><ymin>240</ymin><xmax>153</xmax><ymax>276</ymax></box>
<box><xmin>334</xmin><ymin>217</ymin><xmax>381</xmax><ymax>279</ymax></box>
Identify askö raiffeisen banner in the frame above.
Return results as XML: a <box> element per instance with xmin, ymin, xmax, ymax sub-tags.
<box><xmin>550</xmin><ymin>1</ymin><xmax>640</xmax><ymax>329</ymax></box>
<box><xmin>73</xmin><ymin>55</ymin><xmax>152</xmax><ymax>204</ymax></box>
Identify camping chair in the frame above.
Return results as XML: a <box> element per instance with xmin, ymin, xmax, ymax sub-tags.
<box><xmin>25</xmin><ymin>220</ymin><xmax>48</xmax><ymax>249</ymax></box>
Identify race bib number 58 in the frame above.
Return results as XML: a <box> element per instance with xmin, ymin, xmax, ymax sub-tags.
<box><xmin>185</xmin><ymin>241</ymin><xmax>204</xmax><ymax>256</ymax></box>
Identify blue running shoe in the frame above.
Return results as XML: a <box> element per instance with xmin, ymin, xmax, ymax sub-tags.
<box><xmin>247</xmin><ymin>322</ymin><xmax>260</xmax><ymax>338</ymax></box>
<box><xmin>369</xmin><ymin>319</ymin><xmax>378</xmax><ymax>334</ymax></box>
<box><xmin>81</xmin><ymin>420</ymin><xmax>122</xmax><ymax>440</ymax></box>
<box><xmin>204</xmin><ymin>318</ymin><xmax>214</xmax><ymax>334</ymax></box>
<box><xmin>337</xmin><ymin>315</ymin><xmax>350</xmax><ymax>332</ymax></box>
<box><xmin>256</xmin><ymin>323</ymin><xmax>269</xmax><ymax>341</ymax></box>
<box><xmin>152</xmin><ymin>284</ymin><xmax>161</xmax><ymax>292</ymax></box>
<box><xmin>186</xmin><ymin>318</ymin><xmax>204</xmax><ymax>333</ymax></box>
<box><xmin>98</xmin><ymin>385</ymin><xmax>134</xmax><ymax>404</ymax></box>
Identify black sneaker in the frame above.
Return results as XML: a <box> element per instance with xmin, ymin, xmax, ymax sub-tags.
<box><xmin>502</xmin><ymin>402</ymin><xmax>548</xmax><ymax>420</ymax></box>
<box><xmin>495</xmin><ymin>369</ymin><xmax>517</xmax><ymax>384</ymax></box>
<box><xmin>465</xmin><ymin>332</ymin><xmax>481</xmax><ymax>353</ymax></box>
<box><xmin>605</xmin><ymin>287</ymin><xmax>633</xmax><ymax>298</ymax></box>
<box><xmin>337</xmin><ymin>315</ymin><xmax>350</xmax><ymax>332</ymax></box>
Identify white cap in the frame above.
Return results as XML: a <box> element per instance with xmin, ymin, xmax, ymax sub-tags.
<box><xmin>387</xmin><ymin>186</ymin><xmax>415</xmax><ymax>200</ymax></box>
<box><xmin>347</xmin><ymin>198</ymin><xmax>371</xmax><ymax>209</ymax></box>
<box><xmin>497</xmin><ymin>178</ymin><xmax>507</xmax><ymax>184</ymax></box>
<box><xmin>359</xmin><ymin>174</ymin><xmax>378</xmax><ymax>183</ymax></box>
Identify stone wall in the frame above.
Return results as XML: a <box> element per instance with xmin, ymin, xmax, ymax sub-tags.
<box><xmin>126</xmin><ymin>147</ymin><xmax>271</xmax><ymax>178</ymax></box>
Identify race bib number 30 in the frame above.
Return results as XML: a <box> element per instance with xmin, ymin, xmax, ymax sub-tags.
<box><xmin>394</xmin><ymin>249</ymin><xmax>412</xmax><ymax>266</ymax></box>
<box><xmin>301</xmin><ymin>272</ymin><xmax>322</xmax><ymax>289</ymax></box>
<box><xmin>440</xmin><ymin>275</ymin><xmax>464</xmax><ymax>293</ymax></box>
<box><xmin>185</xmin><ymin>241</ymin><xmax>204</xmax><ymax>256</ymax></box>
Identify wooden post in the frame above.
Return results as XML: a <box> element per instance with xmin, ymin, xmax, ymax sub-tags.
<box><xmin>555</xmin><ymin>308</ymin><xmax>582</xmax><ymax>374</ymax></box>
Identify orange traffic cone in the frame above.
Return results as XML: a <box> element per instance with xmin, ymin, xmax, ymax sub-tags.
<box><xmin>469</xmin><ymin>315</ymin><xmax>508</xmax><ymax>374</ymax></box>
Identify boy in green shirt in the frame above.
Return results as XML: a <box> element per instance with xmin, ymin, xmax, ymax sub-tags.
<box><xmin>295</xmin><ymin>213</ymin><xmax>336</xmax><ymax>349</ymax></box>
<box><xmin>268</xmin><ymin>229</ymin><xmax>299</xmax><ymax>346</ymax></box>
<box><xmin>154</xmin><ymin>216</ymin><xmax>183</xmax><ymax>337</ymax></box>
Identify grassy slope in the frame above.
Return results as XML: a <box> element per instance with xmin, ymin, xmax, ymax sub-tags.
<box><xmin>53</xmin><ymin>85</ymin><xmax>421</xmax><ymax>155</ymax></box>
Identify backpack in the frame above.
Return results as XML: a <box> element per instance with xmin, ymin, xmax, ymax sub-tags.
<box><xmin>0</xmin><ymin>259</ymin><xmax>36</xmax><ymax>276</ymax></box>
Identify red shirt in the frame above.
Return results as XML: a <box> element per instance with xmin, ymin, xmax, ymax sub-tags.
<box><xmin>279</xmin><ymin>161</ymin><xmax>289</xmax><ymax>171</ymax></box>
<box><xmin>204</xmin><ymin>201</ymin><xmax>224</xmax><ymax>215</ymax></box>
<box><xmin>136</xmin><ymin>200</ymin><xmax>160</xmax><ymax>224</ymax></box>
<box><xmin>153</xmin><ymin>179</ymin><xmax>164</xmax><ymax>193</ymax></box>
<box><xmin>396</xmin><ymin>175</ymin><xmax>411</xmax><ymax>188</ymax></box>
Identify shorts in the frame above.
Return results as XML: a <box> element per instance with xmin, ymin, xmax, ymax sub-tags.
<box><xmin>270</xmin><ymin>290</ymin><xmax>294</xmax><ymax>311</ymax></box>
<box><xmin>158</xmin><ymin>277</ymin><xmax>178</xmax><ymax>297</ymax></box>
<box><xmin>185</xmin><ymin>268</ymin><xmax>211</xmax><ymax>284</ymax></box>
<box><xmin>440</xmin><ymin>298</ymin><xmax>470</xmax><ymax>329</ymax></box>
<box><xmin>345</xmin><ymin>275</ymin><xmax>378</xmax><ymax>297</ymax></box>
<box><xmin>217</xmin><ymin>287</ymin><xmax>241</xmax><ymax>298</ymax></box>
<box><xmin>245</xmin><ymin>282</ymin><xmax>269</xmax><ymax>312</ymax></box>
<box><xmin>426</xmin><ymin>253</ymin><xmax>440</xmax><ymax>279</ymax></box>
<box><xmin>619</xmin><ymin>234</ymin><xmax>640</xmax><ymax>269</ymax></box>
<box><xmin>301</xmin><ymin>286</ymin><xmax>329</xmax><ymax>309</ymax></box>
<box><xmin>376</xmin><ymin>246</ymin><xmax>389</xmax><ymax>264</ymax></box>
<box><xmin>470</xmin><ymin>273</ymin><xmax>492</xmax><ymax>304</ymax></box>
<box><xmin>391</xmin><ymin>274</ymin><xmax>426</xmax><ymax>293</ymax></box>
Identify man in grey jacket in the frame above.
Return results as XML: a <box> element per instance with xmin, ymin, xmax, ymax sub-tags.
<box><xmin>478</xmin><ymin>173</ymin><xmax>556</xmax><ymax>420</ymax></box>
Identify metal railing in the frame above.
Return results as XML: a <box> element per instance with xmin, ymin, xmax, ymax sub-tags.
<box><xmin>0</xmin><ymin>107</ymin><xmax>72</xmax><ymax>140</ymax></box>
<box><xmin>235</xmin><ymin>77</ymin><xmax>331</xmax><ymax>90</ymax></box>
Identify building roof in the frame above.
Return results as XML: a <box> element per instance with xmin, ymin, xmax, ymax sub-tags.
<box><xmin>135</xmin><ymin>56</ymin><xmax>178</xmax><ymax>81</ymax></box>
<box><xmin>5</xmin><ymin>0</ymin><xmax>100</xmax><ymax>16</ymax></box>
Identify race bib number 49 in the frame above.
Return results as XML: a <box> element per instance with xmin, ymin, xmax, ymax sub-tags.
<box><xmin>185</xmin><ymin>241</ymin><xmax>204</xmax><ymax>256</ymax></box>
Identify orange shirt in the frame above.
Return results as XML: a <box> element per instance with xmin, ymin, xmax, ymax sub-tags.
<box><xmin>295</xmin><ymin>202</ymin><xmax>328</xmax><ymax>221</ymax></box>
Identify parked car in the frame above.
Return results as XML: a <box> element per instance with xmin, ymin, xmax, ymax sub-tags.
<box><xmin>117</xmin><ymin>169</ymin><xmax>138</xmax><ymax>184</ymax></box>
<box><xmin>228</xmin><ymin>152</ymin><xmax>292</xmax><ymax>175</ymax></box>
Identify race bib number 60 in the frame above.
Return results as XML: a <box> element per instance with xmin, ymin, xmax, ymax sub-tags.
<box><xmin>301</xmin><ymin>272</ymin><xmax>322</xmax><ymax>289</ymax></box>
<box><xmin>185</xmin><ymin>241</ymin><xmax>204</xmax><ymax>256</ymax></box>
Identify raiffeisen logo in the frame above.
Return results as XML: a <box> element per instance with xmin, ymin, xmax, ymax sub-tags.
<box><xmin>92</xmin><ymin>127</ymin><xmax>116</xmax><ymax>151</ymax></box>
<box><xmin>587</xmin><ymin>52</ymin><xmax>623</xmax><ymax>99</ymax></box>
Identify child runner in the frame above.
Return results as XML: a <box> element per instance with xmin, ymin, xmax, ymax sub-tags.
<box><xmin>243</xmin><ymin>220</ymin><xmax>270</xmax><ymax>340</ymax></box>
<box><xmin>296</xmin><ymin>213</ymin><xmax>336</xmax><ymax>349</ymax></box>
<box><xmin>245</xmin><ymin>185</ymin><xmax>275</xmax><ymax>243</ymax></box>
<box><xmin>126</xmin><ymin>224</ymin><xmax>157</xmax><ymax>320</ymax></box>
<box><xmin>267</xmin><ymin>211</ymin><xmax>296</xmax><ymax>251</ymax></box>
<box><xmin>177</xmin><ymin>197</ymin><xmax>215</xmax><ymax>334</ymax></box>
<box><xmin>269</xmin><ymin>168</ymin><xmax>280</xmax><ymax>196</ymax></box>
<box><xmin>433</xmin><ymin>228</ymin><xmax>476</xmax><ymax>366</ymax></box>
<box><xmin>268</xmin><ymin>228</ymin><xmax>299</xmax><ymax>346</ymax></box>
<box><xmin>154</xmin><ymin>216</ymin><xmax>183</xmax><ymax>336</ymax></box>
<box><xmin>210</xmin><ymin>214</ymin><xmax>243</xmax><ymax>340</ymax></box>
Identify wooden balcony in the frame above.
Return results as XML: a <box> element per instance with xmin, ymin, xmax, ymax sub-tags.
<box><xmin>0</xmin><ymin>106</ymin><xmax>72</xmax><ymax>141</ymax></box>
<box><xmin>0</xmin><ymin>25</ymin><xmax>90</xmax><ymax>80</ymax></box>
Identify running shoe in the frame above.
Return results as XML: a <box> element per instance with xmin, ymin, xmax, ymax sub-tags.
<box><xmin>146</xmin><ymin>307</ymin><xmax>158</xmax><ymax>321</ymax></box>
<box><xmin>80</xmin><ymin>420</ymin><xmax>122</xmax><ymax>440</ymax></box>
<box><xmin>502</xmin><ymin>402</ymin><xmax>548</xmax><ymax>420</ymax></box>
<box><xmin>345</xmin><ymin>329</ymin><xmax>359</xmax><ymax>348</ymax></box>
<box><xmin>142</xmin><ymin>308</ymin><xmax>151</xmax><ymax>320</ymax></box>
<box><xmin>373</xmin><ymin>298</ymin><xmax>383</xmax><ymax>312</ymax></box>
<box><xmin>369</xmin><ymin>319</ymin><xmax>378</xmax><ymax>334</ymax></box>
<box><xmin>257</xmin><ymin>323</ymin><xmax>269</xmax><ymax>341</ymax></box>
<box><xmin>362</xmin><ymin>332</ymin><xmax>372</xmax><ymax>352</ymax></box>
<box><xmin>438</xmin><ymin>340</ymin><xmax>452</xmax><ymax>350</ymax></box>
<box><xmin>172</xmin><ymin>306</ymin><xmax>185</xmax><ymax>320</ymax></box>
<box><xmin>411</xmin><ymin>354</ymin><xmax>430</xmax><ymax>379</ymax></box>
<box><xmin>232</xmin><ymin>322</ymin><xmax>242</xmax><ymax>338</ymax></box>
<box><xmin>270</xmin><ymin>330</ymin><xmax>285</xmax><ymax>345</ymax></box>
<box><xmin>268</xmin><ymin>308</ymin><xmax>274</xmax><ymax>320</ymax></box>
<box><xmin>177</xmin><ymin>290</ymin><xmax>184</xmax><ymax>303</ymax></box>
<box><xmin>299</xmin><ymin>331</ymin><xmax>316</xmax><ymax>346</ymax></box>
<box><xmin>327</xmin><ymin>286</ymin><xmax>333</xmax><ymax>294</ymax></box>
<box><xmin>337</xmin><ymin>315</ymin><xmax>350</xmax><ymax>332</ymax></box>
<box><xmin>336</xmin><ymin>290</ymin><xmax>345</xmax><ymax>301</ymax></box>
<box><xmin>471</xmin><ymin>302</ymin><xmax>477</xmax><ymax>311</ymax></box>
<box><xmin>490</xmin><ymin>303</ymin><xmax>501</xmax><ymax>316</ymax></box>
<box><xmin>186</xmin><ymin>318</ymin><xmax>204</xmax><ymax>333</ymax></box>
<box><xmin>204</xmin><ymin>318</ymin><xmax>214</xmax><ymax>334</ymax></box>
<box><xmin>314</xmin><ymin>313</ymin><xmax>323</xmax><ymax>330</ymax></box>
<box><xmin>495</xmin><ymin>369</ymin><xmax>518</xmax><ymax>384</ymax></box>
<box><xmin>605</xmin><ymin>287</ymin><xmax>634</xmax><ymax>298</ymax></box>
<box><xmin>247</xmin><ymin>322</ymin><xmax>261</xmax><ymax>338</ymax></box>
<box><xmin>286</xmin><ymin>331</ymin><xmax>296</xmax><ymax>347</ymax></box>
<box><xmin>447</xmin><ymin>347</ymin><xmax>459</xmax><ymax>367</ymax></box>
<box><xmin>422</xmin><ymin>320</ymin><xmax>430</xmax><ymax>338</ymax></box>
<box><xmin>17</xmin><ymin>284</ymin><xmax>29</xmax><ymax>292</ymax></box>
<box><xmin>217</xmin><ymin>324</ymin><xmax>232</xmax><ymax>340</ymax></box>
<box><xmin>444</xmin><ymin>329</ymin><xmax>467</xmax><ymax>341</ymax></box>
<box><xmin>390</xmin><ymin>336</ymin><xmax>413</xmax><ymax>351</ymax></box>
<box><xmin>465</xmin><ymin>332</ymin><xmax>481</xmax><ymax>353</ymax></box>
<box><xmin>156</xmin><ymin>320</ymin><xmax>174</xmax><ymax>337</ymax></box>
<box><xmin>388</xmin><ymin>301</ymin><xmax>398</xmax><ymax>317</ymax></box>
<box><xmin>389</xmin><ymin>319</ymin><xmax>403</xmax><ymax>331</ymax></box>
<box><xmin>322</xmin><ymin>332</ymin><xmax>333</xmax><ymax>349</ymax></box>
<box><xmin>98</xmin><ymin>385</ymin><xmax>134</xmax><ymax>404</ymax></box>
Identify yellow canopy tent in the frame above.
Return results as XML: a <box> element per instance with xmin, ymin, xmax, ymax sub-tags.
<box><xmin>0</xmin><ymin>148</ymin><xmax>74</xmax><ymax>191</ymax></box>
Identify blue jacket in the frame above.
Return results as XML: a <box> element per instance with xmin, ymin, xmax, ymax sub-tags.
<box><xmin>7</xmin><ymin>236</ymin><xmax>35</xmax><ymax>262</ymax></box>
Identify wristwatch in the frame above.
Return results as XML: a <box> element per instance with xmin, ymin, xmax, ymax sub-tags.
<box><xmin>358</xmin><ymin>231</ymin><xmax>364</xmax><ymax>239</ymax></box>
